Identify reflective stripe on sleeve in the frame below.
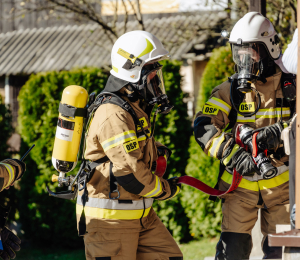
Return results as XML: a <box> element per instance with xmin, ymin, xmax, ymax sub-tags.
<box><xmin>101</xmin><ymin>130</ymin><xmax>137</xmax><ymax>152</ymax></box>
<box><xmin>0</xmin><ymin>163</ymin><xmax>14</xmax><ymax>188</ymax></box>
<box><xmin>208</xmin><ymin>132</ymin><xmax>225</xmax><ymax>158</ymax></box>
<box><xmin>76</xmin><ymin>198</ymin><xmax>153</xmax><ymax>220</ymax></box>
<box><xmin>143</xmin><ymin>176</ymin><xmax>162</xmax><ymax>197</ymax></box>
<box><xmin>206</xmin><ymin>97</ymin><xmax>231</xmax><ymax>116</ymax></box>
<box><xmin>222</xmin><ymin>144</ymin><xmax>240</xmax><ymax>166</ymax></box>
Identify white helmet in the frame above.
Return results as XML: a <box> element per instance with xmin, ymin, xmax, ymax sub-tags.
<box><xmin>229</xmin><ymin>12</ymin><xmax>281</xmax><ymax>60</ymax></box>
<box><xmin>110</xmin><ymin>30</ymin><xmax>169</xmax><ymax>83</ymax></box>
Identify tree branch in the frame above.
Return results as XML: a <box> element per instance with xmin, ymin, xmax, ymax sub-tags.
<box><xmin>47</xmin><ymin>0</ymin><xmax>117</xmax><ymax>42</ymax></box>
<box><xmin>121</xmin><ymin>0</ymin><xmax>128</xmax><ymax>34</ymax></box>
<box><xmin>289</xmin><ymin>0</ymin><xmax>297</xmax><ymax>23</ymax></box>
<box><xmin>128</xmin><ymin>0</ymin><xmax>145</xmax><ymax>31</ymax></box>
<box><xmin>111</xmin><ymin>0</ymin><xmax>118</xmax><ymax>34</ymax></box>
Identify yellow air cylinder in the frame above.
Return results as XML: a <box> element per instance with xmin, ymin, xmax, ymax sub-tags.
<box><xmin>52</xmin><ymin>85</ymin><xmax>88</xmax><ymax>173</ymax></box>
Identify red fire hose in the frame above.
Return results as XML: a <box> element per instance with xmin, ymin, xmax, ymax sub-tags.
<box><xmin>177</xmin><ymin>169</ymin><xmax>242</xmax><ymax>196</ymax></box>
<box><xmin>177</xmin><ymin>125</ymin><xmax>250</xmax><ymax>197</ymax></box>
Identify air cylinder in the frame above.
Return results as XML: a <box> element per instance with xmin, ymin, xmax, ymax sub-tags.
<box><xmin>52</xmin><ymin>85</ymin><xmax>88</xmax><ymax>174</ymax></box>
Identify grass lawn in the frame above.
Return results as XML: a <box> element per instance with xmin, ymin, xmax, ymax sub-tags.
<box><xmin>15</xmin><ymin>238</ymin><xmax>217</xmax><ymax>260</ymax></box>
<box><xmin>180</xmin><ymin>238</ymin><xmax>217</xmax><ymax>260</ymax></box>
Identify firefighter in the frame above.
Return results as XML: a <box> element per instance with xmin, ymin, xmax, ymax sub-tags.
<box><xmin>76</xmin><ymin>31</ymin><xmax>183</xmax><ymax>260</ymax></box>
<box><xmin>194</xmin><ymin>12</ymin><xmax>293</xmax><ymax>259</ymax></box>
<box><xmin>0</xmin><ymin>159</ymin><xmax>25</xmax><ymax>260</ymax></box>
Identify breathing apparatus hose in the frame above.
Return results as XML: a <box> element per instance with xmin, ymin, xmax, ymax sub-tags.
<box><xmin>230</xmin><ymin>80</ymin><xmax>261</xmax><ymax>117</ymax></box>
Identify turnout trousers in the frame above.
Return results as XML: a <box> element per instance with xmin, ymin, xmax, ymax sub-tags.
<box><xmin>215</xmin><ymin>191</ymin><xmax>290</xmax><ymax>260</ymax></box>
<box><xmin>84</xmin><ymin>213</ymin><xmax>183</xmax><ymax>260</ymax></box>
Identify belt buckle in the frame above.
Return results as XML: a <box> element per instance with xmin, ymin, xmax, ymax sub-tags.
<box><xmin>109</xmin><ymin>191</ymin><xmax>120</xmax><ymax>200</ymax></box>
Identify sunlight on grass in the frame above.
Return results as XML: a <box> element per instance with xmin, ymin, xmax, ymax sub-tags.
<box><xmin>179</xmin><ymin>238</ymin><xmax>217</xmax><ymax>260</ymax></box>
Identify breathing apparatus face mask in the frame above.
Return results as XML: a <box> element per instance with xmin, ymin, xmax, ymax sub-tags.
<box><xmin>232</xmin><ymin>43</ymin><xmax>267</xmax><ymax>93</ymax></box>
<box><xmin>138</xmin><ymin>62</ymin><xmax>173</xmax><ymax>115</ymax></box>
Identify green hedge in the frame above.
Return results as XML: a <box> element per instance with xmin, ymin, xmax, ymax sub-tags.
<box><xmin>0</xmin><ymin>95</ymin><xmax>13</xmax><ymax>158</ymax></box>
<box><xmin>18</xmin><ymin>62</ymin><xmax>191</xmax><ymax>246</ymax></box>
<box><xmin>18</xmin><ymin>68</ymin><xmax>109</xmax><ymax>247</ymax></box>
<box><xmin>152</xmin><ymin>60</ymin><xmax>192</xmax><ymax>243</ymax></box>
<box><xmin>0</xmin><ymin>95</ymin><xmax>16</xmax><ymax>216</ymax></box>
<box><xmin>181</xmin><ymin>45</ymin><xmax>235</xmax><ymax>239</ymax></box>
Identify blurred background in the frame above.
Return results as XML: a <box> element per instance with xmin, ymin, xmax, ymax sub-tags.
<box><xmin>0</xmin><ymin>0</ymin><xmax>297</xmax><ymax>259</ymax></box>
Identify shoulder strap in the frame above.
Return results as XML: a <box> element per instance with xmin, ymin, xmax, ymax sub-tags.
<box><xmin>89</xmin><ymin>92</ymin><xmax>149</xmax><ymax>138</ymax></box>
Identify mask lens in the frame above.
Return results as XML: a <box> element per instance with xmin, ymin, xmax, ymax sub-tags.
<box><xmin>144</xmin><ymin>67</ymin><xmax>165</xmax><ymax>100</ymax></box>
<box><xmin>232</xmin><ymin>43</ymin><xmax>266</xmax><ymax>68</ymax></box>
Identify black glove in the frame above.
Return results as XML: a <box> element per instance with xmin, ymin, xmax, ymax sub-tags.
<box><xmin>0</xmin><ymin>227</ymin><xmax>21</xmax><ymax>260</ymax></box>
<box><xmin>256</xmin><ymin>122</ymin><xmax>284</xmax><ymax>152</ymax></box>
<box><xmin>167</xmin><ymin>177</ymin><xmax>181</xmax><ymax>197</ymax></box>
<box><xmin>221</xmin><ymin>141</ymin><xmax>260</xmax><ymax>177</ymax></box>
<box><xmin>157</xmin><ymin>146</ymin><xmax>172</xmax><ymax>160</ymax></box>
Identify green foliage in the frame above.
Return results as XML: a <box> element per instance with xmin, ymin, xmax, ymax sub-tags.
<box><xmin>152</xmin><ymin>60</ymin><xmax>192</xmax><ymax>243</ymax></box>
<box><xmin>0</xmin><ymin>95</ymin><xmax>17</xmax><ymax>217</ymax></box>
<box><xmin>181</xmin><ymin>45</ymin><xmax>234</xmax><ymax>239</ymax></box>
<box><xmin>18</xmin><ymin>63</ymin><xmax>191</xmax><ymax>246</ymax></box>
<box><xmin>18</xmin><ymin>68</ymin><xmax>109</xmax><ymax>247</ymax></box>
<box><xmin>0</xmin><ymin>95</ymin><xmax>13</xmax><ymax>158</ymax></box>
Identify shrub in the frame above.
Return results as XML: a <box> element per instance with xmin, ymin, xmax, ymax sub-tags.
<box><xmin>0</xmin><ymin>95</ymin><xmax>13</xmax><ymax>158</ymax></box>
<box><xmin>153</xmin><ymin>60</ymin><xmax>192</xmax><ymax>243</ymax></box>
<box><xmin>181</xmin><ymin>45</ymin><xmax>235</xmax><ymax>239</ymax></box>
<box><xmin>18</xmin><ymin>68</ymin><xmax>109</xmax><ymax>247</ymax></box>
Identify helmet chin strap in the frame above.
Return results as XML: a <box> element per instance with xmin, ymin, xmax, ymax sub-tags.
<box><xmin>258</xmin><ymin>56</ymin><xmax>276</xmax><ymax>82</ymax></box>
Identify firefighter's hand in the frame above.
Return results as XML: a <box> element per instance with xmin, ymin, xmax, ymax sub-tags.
<box><xmin>222</xmin><ymin>145</ymin><xmax>260</xmax><ymax>177</ymax></box>
<box><xmin>157</xmin><ymin>146</ymin><xmax>172</xmax><ymax>160</ymax></box>
<box><xmin>256</xmin><ymin>123</ymin><xmax>284</xmax><ymax>152</ymax></box>
<box><xmin>0</xmin><ymin>227</ymin><xmax>21</xmax><ymax>260</ymax></box>
<box><xmin>167</xmin><ymin>177</ymin><xmax>181</xmax><ymax>198</ymax></box>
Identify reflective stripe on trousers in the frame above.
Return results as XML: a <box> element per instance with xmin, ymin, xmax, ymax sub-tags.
<box><xmin>221</xmin><ymin>169</ymin><xmax>289</xmax><ymax>192</ymax></box>
<box><xmin>76</xmin><ymin>196</ymin><xmax>153</xmax><ymax>220</ymax></box>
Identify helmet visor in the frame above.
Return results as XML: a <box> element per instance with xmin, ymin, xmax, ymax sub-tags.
<box><xmin>232</xmin><ymin>43</ymin><xmax>267</xmax><ymax>67</ymax></box>
<box><xmin>141</xmin><ymin>63</ymin><xmax>166</xmax><ymax>102</ymax></box>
